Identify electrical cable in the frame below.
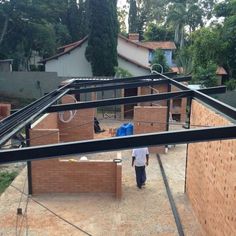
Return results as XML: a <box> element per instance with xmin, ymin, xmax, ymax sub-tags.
<box><xmin>15</xmin><ymin>174</ymin><xmax>28</xmax><ymax>236</ymax></box>
<box><xmin>10</xmin><ymin>185</ymin><xmax>93</xmax><ymax>236</ymax></box>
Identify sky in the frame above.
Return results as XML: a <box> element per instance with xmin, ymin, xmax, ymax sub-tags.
<box><xmin>117</xmin><ymin>0</ymin><xmax>127</xmax><ymax>7</ymax></box>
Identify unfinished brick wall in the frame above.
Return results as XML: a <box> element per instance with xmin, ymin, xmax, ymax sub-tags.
<box><xmin>186</xmin><ymin>100</ymin><xmax>236</xmax><ymax>235</ymax></box>
<box><xmin>58</xmin><ymin>95</ymin><xmax>94</xmax><ymax>142</ymax></box>
<box><xmin>30</xmin><ymin>111</ymin><xmax>122</xmax><ymax>198</ymax></box>
<box><xmin>134</xmin><ymin>106</ymin><xmax>167</xmax><ymax>153</ymax></box>
<box><xmin>0</xmin><ymin>103</ymin><xmax>11</xmax><ymax>120</ymax></box>
<box><xmin>138</xmin><ymin>84</ymin><xmax>168</xmax><ymax>107</ymax></box>
<box><xmin>31</xmin><ymin>157</ymin><xmax>122</xmax><ymax>198</ymax></box>
<box><xmin>33</xmin><ymin>113</ymin><xmax>58</xmax><ymax>130</ymax></box>
<box><xmin>170</xmin><ymin>85</ymin><xmax>187</xmax><ymax>122</ymax></box>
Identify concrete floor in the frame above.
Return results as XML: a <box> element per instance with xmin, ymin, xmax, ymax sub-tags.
<box><xmin>0</xmin><ymin>120</ymin><xmax>204</xmax><ymax>236</ymax></box>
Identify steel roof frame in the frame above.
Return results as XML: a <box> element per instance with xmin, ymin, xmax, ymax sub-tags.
<box><xmin>0</xmin><ymin>73</ymin><xmax>235</xmax><ymax>164</ymax></box>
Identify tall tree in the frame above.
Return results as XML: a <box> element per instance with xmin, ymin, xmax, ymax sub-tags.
<box><xmin>128</xmin><ymin>0</ymin><xmax>138</xmax><ymax>33</ymax></box>
<box><xmin>67</xmin><ymin>0</ymin><xmax>81</xmax><ymax>41</ymax></box>
<box><xmin>77</xmin><ymin>0</ymin><xmax>89</xmax><ymax>40</ymax></box>
<box><xmin>167</xmin><ymin>0</ymin><xmax>204</xmax><ymax>47</ymax></box>
<box><xmin>215</xmin><ymin>0</ymin><xmax>236</xmax><ymax>79</ymax></box>
<box><xmin>144</xmin><ymin>23</ymin><xmax>174</xmax><ymax>41</ymax></box>
<box><xmin>118</xmin><ymin>4</ymin><xmax>128</xmax><ymax>34</ymax></box>
<box><xmin>85</xmin><ymin>0</ymin><xmax>118</xmax><ymax>76</ymax></box>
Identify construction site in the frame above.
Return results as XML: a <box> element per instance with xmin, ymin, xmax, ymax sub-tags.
<box><xmin>0</xmin><ymin>72</ymin><xmax>235</xmax><ymax>235</ymax></box>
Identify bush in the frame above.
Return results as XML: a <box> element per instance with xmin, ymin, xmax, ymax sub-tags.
<box><xmin>225</xmin><ymin>79</ymin><xmax>236</xmax><ymax>91</ymax></box>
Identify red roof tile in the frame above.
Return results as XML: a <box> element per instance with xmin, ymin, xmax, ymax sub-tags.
<box><xmin>140</xmin><ymin>41</ymin><xmax>176</xmax><ymax>50</ymax></box>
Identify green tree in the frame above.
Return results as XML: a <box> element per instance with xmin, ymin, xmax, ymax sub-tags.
<box><xmin>167</xmin><ymin>0</ymin><xmax>204</xmax><ymax>47</ymax></box>
<box><xmin>175</xmin><ymin>47</ymin><xmax>193</xmax><ymax>75</ymax></box>
<box><xmin>144</xmin><ymin>23</ymin><xmax>174</xmax><ymax>41</ymax></box>
<box><xmin>118</xmin><ymin>4</ymin><xmax>128</xmax><ymax>34</ymax></box>
<box><xmin>215</xmin><ymin>0</ymin><xmax>236</xmax><ymax>79</ymax></box>
<box><xmin>151</xmin><ymin>49</ymin><xmax>169</xmax><ymax>73</ymax></box>
<box><xmin>193</xmin><ymin>61</ymin><xmax>218</xmax><ymax>87</ymax></box>
<box><xmin>77</xmin><ymin>0</ymin><xmax>89</xmax><ymax>40</ymax></box>
<box><xmin>85</xmin><ymin>0</ymin><xmax>118</xmax><ymax>76</ymax></box>
<box><xmin>67</xmin><ymin>0</ymin><xmax>81</xmax><ymax>41</ymax></box>
<box><xmin>189</xmin><ymin>27</ymin><xmax>225</xmax><ymax>69</ymax></box>
<box><xmin>128</xmin><ymin>0</ymin><xmax>138</xmax><ymax>33</ymax></box>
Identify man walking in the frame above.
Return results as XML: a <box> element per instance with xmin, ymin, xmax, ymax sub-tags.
<box><xmin>132</xmin><ymin>147</ymin><xmax>149</xmax><ymax>189</ymax></box>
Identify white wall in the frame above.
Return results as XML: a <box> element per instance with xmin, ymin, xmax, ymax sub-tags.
<box><xmin>118</xmin><ymin>57</ymin><xmax>150</xmax><ymax>76</ymax></box>
<box><xmin>117</xmin><ymin>37</ymin><xmax>149</xmax><ymax>67</ymax></box>
<box><xmin>45</xmin><ymin>42</ymin><xmax>92</xmax><ymax>77</ymax></box>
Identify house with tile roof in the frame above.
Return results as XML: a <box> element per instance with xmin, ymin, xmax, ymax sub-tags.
<box><xmin>40</xmin><ymin>34</ymin><xmax>176</xmax><ymax>77</ymax></box>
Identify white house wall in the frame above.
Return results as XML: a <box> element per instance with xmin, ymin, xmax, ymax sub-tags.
<box><xmin>45</xmin><ymin>42</ymin><xmax>92</xmax><ymax>77</ymax></box>
<box><xmin>117</xmin><ymin>38</ymin><xmax>149</xmax><ymax>67</ymax></box>
<box><xmin>118</xmin><ymin>57</ymin><xmax>150</xmax><ymax>76</ymax></box>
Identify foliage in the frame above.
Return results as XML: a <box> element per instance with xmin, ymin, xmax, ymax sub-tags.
<box><xmin>192</xmin><ymin>61</ymin><xmax>218</xmax><ymax>87</ymax></box>
<box><xmin>85</xmin><ymin>0</ymin><xmax>118</xmax><ymax>76</ymax></box>
<box><xmin>128</xmin><ymin>0</ymin><xmax>138</xmax><ymax>33</ymax></box>
<box><xmin>215</xmin><ymin>0</ymin><xmax>236</xmax><ymax>79</ymax></box>
<box><xmin>0</xmin><ymin>171</ymin><xmax>17</xmax><ymax>194</ymax></box>
<box><xmin>0</xmin><ymin>0</ymin><xmax>89</xmax><ymax>70</ymax></box>
<box><xmin>175</xmin><ymin>47</ymin><xmax>193</xmax><ymax>75</ymax></box>
<box><xmin>144</xmin><ymin>23</ymin><xmax>174</xmax><ymax>41</ymax></box>
<box><xmin>225</xmin><ymin>79</ymin><xmax>236</xmax><ymax>91</ymax></box>
<box><xmin>189</xmin><ymin>27</ymin><xmax>225</xmax><ymax>69</ymax></box>
<box><xmin>167</xmin><ymin>1</ymin><xmax>204</xmax><ymax>48</ymax></box>
<box><xmin>151</xmin><ymin>49</ymin><xmax>169</xmax><ymax>73</ymax></box>
<box><xmin>118</xmin><ymin>5</ymin><xmax>128</xmax><ymax>33</ymax></box>
<box><xmin>115</xmin><ymin>67</ymin><xmax>132</xmax><ymax>78</ymax></box>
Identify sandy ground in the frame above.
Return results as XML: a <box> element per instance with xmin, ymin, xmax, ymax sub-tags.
<box><xmin>0</xmin><ymin>119</ymin><xmax>204</xmax><ymax>236</ymax></box>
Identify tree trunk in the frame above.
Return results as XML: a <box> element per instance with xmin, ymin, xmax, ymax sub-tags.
<box><xmin>0</xmin><ymin>15</ymin><xmax>9</xmax><ymax>46</ymax></box>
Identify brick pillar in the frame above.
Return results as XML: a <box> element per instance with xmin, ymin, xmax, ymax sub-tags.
<box><xmin>116</xmin><ymin>163</ymin><xmax>122</xmax><ymax>199</ymax></box>
<box><xmin>0</xmin><ymin>103</ymin><xmax>11</xmax><ymax>120</ymax></box>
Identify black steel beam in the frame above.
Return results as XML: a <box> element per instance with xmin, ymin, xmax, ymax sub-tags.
<box><xmin>69</xmin><ymin>79</ymin><xmax>167</xmax><ymax>94</ymax></box>
<box><xmin>194</xmin><ymin>91</ymin><xmax>236</xmax><ymax>120</ymax></box>
<box><xmin>70</xmin><ymin>72</ymin><xmax>178</xmax><ymax>87</ymax></box>
<box><xmin>47</xmin><ymin>90</ymin><xmax>193</xmax><ymax>113</ymax></box>
<box><xmin>0</xmin><ymin>125</ymin><xmax>235</xmax><ymax>164</ymax></box>
<box><xmin>0</xmin><ymin>88</ymin><xmax>70</xmax><ymax>146</ymax></box>
<box><xmin>197</xmin><ymin>86</ymin><xmax>226</xmax><ymax>95</ymax></box>
<box><xmin>168</xmin><ymin>77</ymin><xmax>236</xmax><ymax>120</ymax></box>
<box><xmin>157</xmin><ymin>154</ymin><xmax>184</xmax><ymax>236</ymax></box>
<box><xmin>68</xmin><ymin>76</ymin><xmax>194</xmax><ymax>94</ymax></box>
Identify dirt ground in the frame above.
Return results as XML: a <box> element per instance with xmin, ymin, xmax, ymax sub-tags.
<box><xmin>0</xmin><ymin>119</ymin><xmax>204</xmax><ymax>236</ymax></box>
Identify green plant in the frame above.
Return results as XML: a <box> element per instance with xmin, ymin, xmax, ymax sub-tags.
<box><xmin>0</xmin><ymin>171</ymin><xmax>18</xmax><ymax>194</ymax></box>
<box><xmin>226</xmin><ymin>79</ymin><xmax>236</xmax><ymax>91</ymax></box>
<box><xmin>115</xmin><ymin>67</ymin><xmax>132</xmax><ymax>78</ymax></box>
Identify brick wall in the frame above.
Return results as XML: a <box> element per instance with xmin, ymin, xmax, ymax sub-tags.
<box><xmin>138</xmin><ymin>84</ymin><xmax>168</xmax><ymax>107</ymax></box>
<box><xmin>31</xmin><ymin>158</ymin><xmax>122</xmax><ymax>198</ymax></box>
<box><xmin>186</xmin><ymin>100</ymin><xmax>236</xmax><ymax>235</ymax></box>
<box><xmin>170</xmin><ymin>85</ymin><xmax>187</xmax><ymax>122</ymax></box>
<box><xmin>0</xmin><ymin>103</ymin><xmax>11</xmax><ymax>121</ymax></box>
<box><xmin>134</xmin><ymin>106</ymin><xmax>167</xmax><ymax>153</ymax></box>
<box><xmin>30</xmin><ymin>106</ymin><xmax>122</xmax><ymax>198</ymax></box>
<box><xmin>32</xmin><ymin>113</ymin><xmax>58</xmax><ymax>130</ymax></box>
<box><xmin>58</xmin><ymin>95</ymin><xmax>94</xmax><ymax>142</ymax></box>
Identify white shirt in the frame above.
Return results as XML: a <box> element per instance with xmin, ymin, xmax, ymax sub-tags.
<box><xmin>132</xmin><ymin>147</ymin><xmax>149</xmax><ymax>167</ymax></box>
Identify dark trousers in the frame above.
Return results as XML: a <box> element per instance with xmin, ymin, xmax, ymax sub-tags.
<box><xmin>135</xmin><ymin>166</ymin><xmax>146</xmax><ymax>188</ymax></box>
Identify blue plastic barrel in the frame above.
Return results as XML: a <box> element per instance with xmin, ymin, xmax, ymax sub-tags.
<box><xmin>125</xmin><ymin>123</ymin><xmax>133</xmax><ymax>135</ymax></box>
